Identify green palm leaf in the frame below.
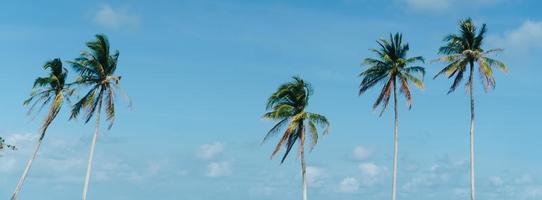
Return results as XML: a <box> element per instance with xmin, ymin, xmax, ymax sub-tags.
<box><xmin>263</xmin><ymin>76</ymin><xmax>330</xmax><ymax>164</ymax></box>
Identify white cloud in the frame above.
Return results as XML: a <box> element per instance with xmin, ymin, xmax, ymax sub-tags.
<box><xmin>358</xmin><ymin>162</ymin><xmax>386</xmax><ymax>187</ymax></box>
<box><xmin>0</xmin><ymin>133</ymin><xmax>36</xmax><ymax>172</ymax></box>
<box><xmin>338</xmin><ymin>177</ymin><xmax>360</xmax><ymax>193</ymax></box>
<box><xmin>5</xmin><ymin>133</ymin><xmax>36</xmax><ymax>147</ymax></box>
<box><xmin>514</xmin><ymin>174</ymin><xmax>533</xmax><ymax>185</ymax></box>
<box><xmin>489</xmin><ymin>176</ymin><xmax>505</xmax><ymax>187</ymax></box>
<box><xmin>489</xmin><ymin>20</ymin><xmax>542</xmax><ymax>51</ymax></box>
<box><xmin>306</xmin><ymin>166</ymin><xmax>325</xmax><ymax>187</ymax></box>
<box><xmin>526</xmin><ymin>186</ymin><xmax>542</xmax><ymax>199</ymax></box>
<box><xmin>352</xmin><ymin>145</ymin><xmax>372</xmax><ymax>160</ymax></box>
<box><xmin>0</xmin><ymin>156</ymin><xmax>17</xmax><ymax>172</ymax></box>
<box><xmin>404</xmin><ymin>0</ymin><xmax>450</xmax><ymax>11</ymax></box>
<box><xmin>402</xmin><ymin>0</ymin><xmax>502</xmax><ymax>12</ymax></box>
<box><xmin>402</xmin><ymin>157</ymin><xmax>467</xmax><ymax>192</ymax></box>
<box><xmin>93</xmin><ymin>4</ymin><xmax>140</xmax><ymax>30</ymax></box>
<box><xmin>359</xmin><ymin>162</ymin><xmax>381</xmax><ymax>177</ymax></box>
<box><xmin>196</xmin><ymin>142</ymin><xmax>225</xmax><ymax>160</ymax></box>
<box><xmin>206</xmin><ymin>161</ymin><xmax>232</xmax><ymax>177</ymax></box>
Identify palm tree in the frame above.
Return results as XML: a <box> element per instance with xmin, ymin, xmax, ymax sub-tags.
<box><xmin>11</xmin><ymin>58</ymin><xmax>71</xmax><ymax>200</ymax></box>
<box><xmin>69</xmin><ymin>34</ymin><xmax>125</xmax><ymax>200</ymax></box>
<box><xmin>0</xmin><ymin>137</ymin><xmax>16</xmax><ymax>151</ymax></box>
<box><xmin>433</xmin><ymin>18</ymin><xmax>507</xmax><ymax>200</ymax></box>
<box><xmin>358</xmin><ymin>33</ymin><xmax>425</xmax><ymax>200</ymax></box>
<box><xmin>262</xmin><ymin>76</ymin><xmax>330</xmax><ymax>200</ymax></box>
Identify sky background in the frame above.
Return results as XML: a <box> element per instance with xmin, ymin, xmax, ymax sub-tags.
<box><xmin>0</xmin><ymin>0</ymin><xmax>541</xmax><ymax>199</ymax></box>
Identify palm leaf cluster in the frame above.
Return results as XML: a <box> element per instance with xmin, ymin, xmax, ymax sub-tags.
<box><xmin>262</xmin><ymin>76</ymin><xmax>329</xmax><ymax>163</ymax></box>
<box><xmin>69</xmin><ymin>34</ymin><xmax>122</xmax><ymax>129</ymax></box>
<box><xmin>434</xmin><ymin>18</ymin><xmax>508</xmax><ymax>92</ymax></box>
<box><xmin>359</xmin><ymin>33</ymin><xmax>425</xmax><ymax>115</ymax></box>
<box><xmin>23</xmin><ymin>58</ymin><xmax>72</xmax><ymax>139</ymax></box>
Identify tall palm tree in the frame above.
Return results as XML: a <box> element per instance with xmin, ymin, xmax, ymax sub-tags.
<box><xmin>69</xmin><ymin>34</ymin><xmax>124</xmax><ymax>200</ymax></box>
<box><xmin>0</xmin><ymin>137</ymin><xmax>16</xmax><ymax>151</ymax></box>
<box><xmin>262</xmin><ymin>76</ymin><xmax>330</xmax><ymax>200</ymax></box>
<box><xmin>358</xmin><ymin>33</ymin><xmax>425</xmax><ymax>200</ymax></box>
<box><xmin>433</xmin><ymin>18</ymin><xmax>507</xmax><ymax>200</ymax></box>
<box><xmin>11</xmin><ymin>58</ymin><xmax>71</xmax><ymax>200</ymax></box>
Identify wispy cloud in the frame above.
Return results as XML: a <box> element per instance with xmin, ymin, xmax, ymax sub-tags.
<box><xmin>206</xmin><ymin>161</ymin><xmax>232</xmax><ymax>177</ymax></box>
<box><xmin>401</xmin><ymin>157</ymin><xmax>467</xmax><ymax>192</ymax></box>
<box><xmin>352</xmin><ymin>145</ymin><xmax>372</xmax><ymax>160</ymax></box>
<box><xmin>402</xmin><ymin>0</ymin><xmax>503</xmax><ymax>12</ymax></box>
<box><xmin>359</xmin><ymin>162</ymin><xmax>382</xmax><ymax>177</ymax></box>
<box><xmin>195</xmin><ymin>142</ymin><xmax>224</xmax><ymax>160</ymax></box>
<box><xmin>403</xmin><ymin>0</ymin><xmax>451</xmax><ymax>11</ymax></box>
<box><xmin>93</xmin><ymin>4</ymin><xmax>140</xmax><ymax>30</ymax></box>
<box><xmin>488</xmin><ymin>20</ymin><xmax>542</xmax><ymax>52</ymax></box>
<box><xmin>338</xmin><ymin>177</ymin><xmax>359</xmax><ymax>193</ymax></box>
<box><xmin>489</xmin><ymin>176</ymin><xmax>505</xmax><ymax>187</ymax></box>
<box><xmin>306</xmin><ymin>166</ymin><xmax>325</xmax><ymax>187</ymax></box>
<box><xmin>358</xmin><ymin>162</ymin><xmax>387</xmax><ymax>186</ymax></box>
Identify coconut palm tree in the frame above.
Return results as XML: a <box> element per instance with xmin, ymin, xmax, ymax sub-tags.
<box><xmin>433</xmin><ymin>18</ymin><xmax>507</xmax><ymax>200</ymax></box>
<box><xmin>358</xmin><ymin>33</ymin><xmax>425</xmax><ymax>200</ymax></box>
<box><xmin>262</xmin><ymin>76</ymin><xmax>330</xmax><ymax>200</ymax></box>
<box><xmin>11</xmin><ymin>58</ymin><xmax>71</xmax><ymax>200</ymax></box>
<box><xmin>0</xmin><ymin>137</ymin><xmax>16</xmax><ymax>151</ymax></box>
<box><xmin>69</xmin><ymin>34</ymin><xmax>125</xmax><ymax>200</ymax></box>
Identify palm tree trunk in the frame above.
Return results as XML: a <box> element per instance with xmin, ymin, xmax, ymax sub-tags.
<box><xmin>10</xmin><ymin>129</ymin><xmax>48</xmax><ymax>200</ymax></box>
<box><xmin>469</xmin><ymin>61</ymin><xmax>476</xmax><ymax>200</ymax></box>
<box><xmin>11</xmin><ymin>99</ymin><xmax>59</xmax><ymax>200</ymax></box>
<box><xmin>82</xmin><ymin>100</ymin><xmax>102</xmax><ymax>200</ymax></box>
<box><xmin>391</xmin><ymin>78</ymin><xmax>398</xmax><ymax>200</ymax></box>
<box><xmin>301</xmin><ymin>148</ymin><xmax>307</xmax><ymax>200</ymax></box>
<box><xmin>300</xmin><ymin>124</ymin><xmax>307</xmax><ymax>200</ymax></box>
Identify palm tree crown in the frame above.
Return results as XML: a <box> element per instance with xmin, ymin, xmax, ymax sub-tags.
<box><xmin>263</xmin><ymin>76</ymin><xmax>330</xmax><ymax>163</ymax></box>
<box><xmin>23</xmin><ymin>58</ymin><xmax>71</xmax><ymax>138</ymax></box>
<box><xmin>359</xmin><ymin>33</ymin><xmax>425</xmax><ymax>114</ymax></box>
<box><xmin>70</xmin><ymin>34</ymin><xmax>122</xmax><ymax>128</ymax></box>
<box><xmin>434</xmin><ymin>18</ymin><xmax>508</xmax><ymax>92</ymax></box>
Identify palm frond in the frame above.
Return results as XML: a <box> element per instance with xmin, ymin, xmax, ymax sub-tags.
<box><xmin>262</xmin><ymin>118</ymin><xmax>289</xmax><ymax>144</ymax></box>
<box><xmin>373</xmin><ymin>77</ymin><xmax>393</xmax><ymax>116</ymax></box>
<box><xmin>433</xmin><ymin>59</ymin><xmax>467</xmax><ymax>79</ymax></box>
<box><xmin>398</xmin><ymin>76</ymin><xmax>412</xmax><ymax>108</ymax></box>
<box><xmin>70</xmin><ymin>85</ymin><xmax>99</xmax><ymax>120</ymax></box>
<box><xmin>307</xmin><ymin>121</ymin><xmax>318</xmax><ymax>151</ymax></box>
<box><xmin>279</xmin><ymin>122</ymin><xmax>300</xmax><ymax>164</ymax></box>
<box><xmin>448</xmin><ymin>66</ymin><xmax>466</xmax><ymax>94</ymax></box>
<box><xmin>402</xmin><ymin>72</ymin><xmax>424</xmax><ymax>89</ymax></box>
<box><xmin>307</xmin><ymin>112</ymin><xmax>330</xmax><ymax>135</ymax></box>
<box><xmin>405</xmin><ymin>56</ymin><xmax>425</xmax><ymax>64</ymax></box>
<box><xmin>483</xmin><ymin>48</ymin><xmax>504</xmax><ymax>55</ymax></box>
<box><xmin>482</xmin><ymin>57</ymin><xmax>508</xmax><ymax>72</ymax></box>
<box><xmin>478</xmin><ymin>58</ymin><xmax>496</xmax><ymax>91</ymax></box>
<box><xmin>105</xmin><ymin>88</ymin><xmax>116</xmax><ymax>129</ymax></box>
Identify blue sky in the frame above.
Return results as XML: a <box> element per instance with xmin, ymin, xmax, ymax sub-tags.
<box><xmin>0</xmin><ymin>0</ymin><xmax>541</xmax><ymax>199</ymax></box>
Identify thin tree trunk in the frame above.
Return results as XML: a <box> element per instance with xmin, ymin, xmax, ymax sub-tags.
<box><xmin>10</xmin><ymin>129</ymin><xmax>47</xmax><ymax>200</ymax></box>
<box><xmin>11</xmin><ymin>98</ymin><xmax>59</xmax><ymax>200</ymax></box>
<box><xmin>82</xmin><ymin>100</ymin><xmax>102</xmax><ymax>200</ymax></box>
<box><xmin>391</xmin><ymin>78</ymin><xmax>398</xmax><ymax>200</ymax></box>
<box><xmin>469</xmin><ymin>61</ymin><xmax>476</xmax><ymax>200</ymax></box>
<box><xmin>300</xmin><ymin>123</ymin><xmax>307</xmax><ymax>200</ymax></box>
